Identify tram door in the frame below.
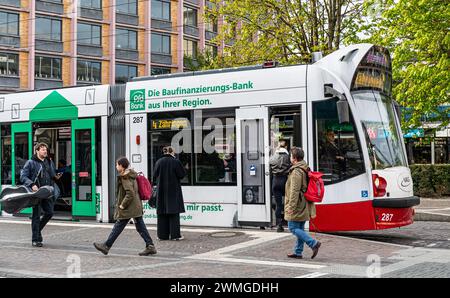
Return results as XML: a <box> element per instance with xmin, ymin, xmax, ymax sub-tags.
<box><xmin>71</xmin><ymin>119</ymin><xmax>96</xmax><ymax>217</ymax></box>
<box><xmin>236</xmin><ymin>107</ymin><xmax>271</xmax><ymax>226</ymax></box>
<box><xmin>11</xmin><ymin>122</ymin><xmax>33</xmax><ymax>214</ymax></box>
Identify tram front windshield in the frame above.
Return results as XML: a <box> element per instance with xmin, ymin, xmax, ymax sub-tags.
<box><xmin>352</xmin><ymin>90</ymin><xmax>407</xmax><ymax>169</ymax></box>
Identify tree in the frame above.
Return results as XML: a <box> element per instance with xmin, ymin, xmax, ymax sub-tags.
<box><xmin>205</xmin><ymin>0</ymin><xmax>365</xmax><ymax>67</ymax></box>
<box><xmin>360</xmin><ymin>0</ymin><xmax>450</xmax><ymax>129</ymax></box>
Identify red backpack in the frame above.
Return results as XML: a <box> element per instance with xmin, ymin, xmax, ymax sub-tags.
<box><xmin>136</xmin><ymin>172</ymin><xmax>152</xmax><ymax>201</ymax></box>
<box><xmin>301</xmin><ymin>168</ymin><xmax>325</xmax><ymax>203</ymax></box>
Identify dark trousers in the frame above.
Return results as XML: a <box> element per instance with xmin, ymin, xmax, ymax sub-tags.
<box><xmin>31</xmin><ymin>198</ymin><xmax>55</xmax><ymax>242</ymax></box>
<box><xmin>105</xmin><ymin>216</ymin><xmax>154</xmax><ymax>248</ymax></box>
<box><xmin>157</xmin><ymin>214</ymin><xmax>181</xmax><ymax>240</ymax></box>
<box><xmin>272</xmin><ymin>175</ymin><xmax>288</xmax><ymax>226</ymax></box>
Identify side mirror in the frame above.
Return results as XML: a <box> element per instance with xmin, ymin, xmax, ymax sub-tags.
<box><xmin>337</xmin><ymin>98</ymin><xmax>350</xmax><ymax>124</ymax></box>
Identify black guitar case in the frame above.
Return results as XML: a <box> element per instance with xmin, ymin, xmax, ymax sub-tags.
<box><xmin>0</xmin><ymin>186</ymin><xmax>54</xmax><ymax>214</ymax></box>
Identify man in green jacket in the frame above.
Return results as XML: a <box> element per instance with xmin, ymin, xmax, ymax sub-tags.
<box><xmin>284</xmin><ymin>147</ymin><xmax>321</xmax><ymax>259</ymax></box>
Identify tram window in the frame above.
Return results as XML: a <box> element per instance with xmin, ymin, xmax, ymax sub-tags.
<box><xmin>194</xmin><ymin>109</ymin><xmax>236</xmax><ymax>185</ymax></box>
<box><xmin>1</xmin><ymin>125</ymin><xmax>12</xmax><ymax>185</ymax></box>
<box><xmin>148</xmin><ymin>111</ymin><xmax>192</xmax><ymax>185</ymax></box>
<box><xmin>313</xmin><ymin>98</ymin><xmax>365</xmax><ymax>185</ymax></box>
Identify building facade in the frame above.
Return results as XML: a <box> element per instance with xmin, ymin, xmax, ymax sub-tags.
<box><xmin>0</xmin><ymin>0</ymin><xmax>223</xmax><ymax>92</ymax></box>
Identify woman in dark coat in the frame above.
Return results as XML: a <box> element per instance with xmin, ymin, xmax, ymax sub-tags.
<box><xmin>153</xmin><ymin>146</ymin><xmax>186</xmax><ymax>240</ymax></box>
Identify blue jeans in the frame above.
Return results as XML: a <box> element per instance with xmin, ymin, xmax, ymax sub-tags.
<box><xmin>31</xmin><ymin>197</ymin><xmax>55</xmax><ymax>242</ymax></box>
<box><xmin>105</xmin><ymin>216</ymin><xmax>154</xmax><ymax>248</ymax></box>
<box><xmin>288</xmin><ymin>221</ymin><xmax>317</xmax><ymax>256</ymax></box>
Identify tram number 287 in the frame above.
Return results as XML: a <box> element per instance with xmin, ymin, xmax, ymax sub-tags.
<box><xmin>381</xmin><ymin>213</ymin><xmax>394</xmax><ymax>222</ymax></box>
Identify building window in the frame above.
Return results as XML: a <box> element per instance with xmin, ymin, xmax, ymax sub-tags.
<box><xmin>116</xmin><ymin>0</ymin><xmax>137</xmax><ymax>15</ymax></box>
<box><xmin>183</xmin><ymin>7</ymin><xmax>197</xmax><ymax>27</ymax></box>
<box><xmin>183</xmin><ymin>39</ymin><xmax>197</xmax><ymax>58</ymax></box>
<box><xmin>77</xmin><ymin>60</ymin><xmax>101</xmax><ymax>83</ymax></box>
<box><xmin>36</xmin><ymin>17</ymin><xmax>62</xmax><ymax>41</ymax></box>
<box><xmin>116</xmin><ymin>28</ymin><xmax>137</xmax><ymax>50</ymax></box>
<box><xmin>0</xmin><ymin>11</ymin><xmax>19</xmax><ymax>36</ymax></box>
<box><xmin>151</xmin><ymin>0</ymin><xmax>170</xmax><ymax>20</ymax></box>
<box><xmin>205</xmin><ymin>20</ymin><xmax>218</xmax><ymax>33</ymax></box>
<box><xmin>205</xmin><ymin>44</ymin><xmax>218</xmax><ymax>58</ymax></box>
<box><xmin>151</xmin><ymin>33</ymin><xmax>170</xmax><ymax>54</ymax></box>
<box><xmin>77</xmin><ymin>23</ymin><xmax>101</xmax><ymax>45</ymax></box>
<box><xmin>151</xmin><ymin>67</ymin><xmax>171</xmax><ymax>75</ymax></box>
<box><xmin>0</xmin><ymin>52</ymin><xmax>18</xmax><ymax>76</ymax></box>
<box><xmin>148</xmin><ymin>111</ymin><xmax>192</xmax><ymax>185</ymax></box>
<box><xmin>115</xmin><ymin>63</ymin><xmax>137</xmax><ymax>84</ymax></box>
<box><xmin>194</xmin><ymin>109</ymin><xmax>236</xmax><ymax>185</ymax></box>
<box><xmin>313</xmin><ymin>97</ymin><xmax>365</xmax><ymax>185</ymax></box>
<box><xmin>80</xmin><ymin>0</ymin><xmax>101</xmax><ymax>9</ymax></box>
<box><xmin>35</xmin><ymin>56</ymin><xmax>62</xmax><ymax>80</ymax></box>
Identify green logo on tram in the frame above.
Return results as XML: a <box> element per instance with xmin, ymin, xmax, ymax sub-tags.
<box><xmin>130</xmin><ymin>89</ymin><xmax>146</xmax><ymax>111</ymax></box>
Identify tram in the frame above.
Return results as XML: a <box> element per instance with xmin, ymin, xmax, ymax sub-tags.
<box><xmin>0</xmin><ymin>44</ymin><xmax>420</xmax><ymax>231</ymax></box>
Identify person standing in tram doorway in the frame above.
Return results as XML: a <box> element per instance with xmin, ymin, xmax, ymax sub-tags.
<box><xmin>285</xmin><ymin>147</ymin><xmax>321</xmax><ymax>259</ymax></box>
<box><xmin>153</xmin><ymin>146</ymin><xmax>186</xmax><ymax>241</ymax></box>
<box><xmin>269</xmin><ymin>139</ymin><xmax>291</xmax><ymax>232</ymax></box>
<box><xmin>20</xmin><ymin>143</ymin><xmax>62</xmax><ymax>247</ymax></box>
<box><xmin>93</xmin><ymin>157</ymin><xmax>157</xmax><ymax>256</ymax></box>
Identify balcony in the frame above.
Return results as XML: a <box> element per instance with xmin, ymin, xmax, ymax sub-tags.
<box><xmin>0</xmin><ymin>76</ymin><xmax>19</xmax><ymax>89</ymax></box>
<box><xmin>151</xmin><ymin>19</ymin><xmax>172</xmax><ymax>31</ymax></box>
<box><xmin>0</xmin><ymin>0</ymin><xmax>21</xmax><ymax>8</ymax></box>
<box><xmin>185</xmin><ymin>0</ymin><xmax>199</xmax><ymax>6</ymax></box>
<box><xmin>36</xmin><ymin>0</ymin><xmax>64</xmax><ymax>14</ymax></box>
<box><xmin>116</xmin><ymin>12</ymin><xmax>139</xmax><ymax>26</ymax></box>
<box><xmin>35</xmin><ymin>39</ymin><xmax>63</xmax><ymax>52</ymax></box>
<box><xmin>151</xmin><ymin>53</ymin><xmax>172</xmax><ymax>65</ymax></box>
<box><xmin>78</xmin><ymin>44</ymin><xmax>103</xmax><ymax>57</ymax></box>
<box><xmin>183</xmin><ymin>25</ymin><xmax>199</xmax><ymax>38</ymax></box>
<box><xmin>116</xmin><ymin>48</ymin><xmax>139</xmax><ymax>61</ymax></box>
<box><xmin>34</xmin><ymin>78</ymin><xmax>63</xmax><ymax>90</ymax></box>
<box><xmin>205</xmin><ymin>30</ymin><xmax>217</xmax><ymax>41</ymax></box>
<box><xmin>0</xmin><ymin>34</ymin><xmax>20</xmax><ymax>48</ymax></box>
<box><xmin>79</xmin><ymin>7</ymin><xmax>103</xmax><ymax>21</ymax></box>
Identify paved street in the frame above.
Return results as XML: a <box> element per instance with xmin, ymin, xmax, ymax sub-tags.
<box><xmin>0</xmin><ymin>218</ymin><xmax>449</xmax><ymax>278</ymax></box>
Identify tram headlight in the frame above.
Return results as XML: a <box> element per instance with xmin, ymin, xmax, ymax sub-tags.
<box><xmin>372</xmin><ymin>174</ymin><xmax>387</xmax><ymax>197</ymax></box>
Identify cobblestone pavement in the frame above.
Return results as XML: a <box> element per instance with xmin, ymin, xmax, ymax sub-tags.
<box><xmin>0</xmin><ymin>218</ymin><xmax>449</xmax><ymax>278</ymax></box>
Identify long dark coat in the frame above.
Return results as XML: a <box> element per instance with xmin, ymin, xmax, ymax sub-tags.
<box><xmin>153</xmin><ymin>154</ymin><xmax>186</xmax><ymax>215</ymax></box>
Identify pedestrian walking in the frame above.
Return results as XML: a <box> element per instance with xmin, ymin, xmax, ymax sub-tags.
<box><xmin>269</xmin><ymin>139</ymin><xmax>291</xmax><ymax>232</ymax></box>
<box><xmin>20</xmin><ymin>142</ymin><xmax>62</xmax><ymax>247</ymax></box>
<box><xmin>285</xmin><ymin>147</ymin><xmax>321</xmax><ymax>259</ymax></box>
<box><xmin>153</xmin><ymin>146</ymin><xmax>186</xmax><ymax>241</ymax></box>
<box><xmin>94</xmin><ymin>157</ymin><xmax>156</xmax><ymax>256</ymax></box>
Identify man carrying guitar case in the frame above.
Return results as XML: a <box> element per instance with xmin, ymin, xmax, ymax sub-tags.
<box><xmin>18</xmin><ymin>142</ymin><xmax>62</xmax><ymax>247</ymax></box>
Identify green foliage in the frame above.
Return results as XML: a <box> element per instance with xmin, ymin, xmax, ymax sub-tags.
<box><xmin>205</xmin><ymin>0</ymin><xmax>365</xmax><ymax>67</ymax></box>
<box><xmin>359</xmin><ymin>0</ymin><xmax>450</xmax><ymax>130</ymax></box>
<box><xmin>410</xmin><ymin>164</ymin><xmax>450</xmax><ymax>197</ymax></box>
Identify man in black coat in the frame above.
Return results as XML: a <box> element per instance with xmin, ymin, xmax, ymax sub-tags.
<box><xmin>20</xmin><ymin>143</ymin><xmax>62</xmax><ymax>247</ymax></box>
<box><xmin>153</xmin><ymin>146</ymin><xmax>186</xmax><ymax>240</ymax></box>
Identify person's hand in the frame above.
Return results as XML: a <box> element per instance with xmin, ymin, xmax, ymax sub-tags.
<box><xmin>336</xmin><ymin>155</ymin><xmax>345</xmax><ymax>161</ymax></box>
<box><xmin>119</xmin><ymin>205</ymin><xmax>125</xmax><ymax>210</ymax></box>
<box><xmin>55</xmin><ymin>173</ymin><xmax>63</xmax><ymax>180</ymax></box>
<box><xmin>32</xmin><ymin>185</ymin><xmax>39</xmax><ymax>192</ymax></box>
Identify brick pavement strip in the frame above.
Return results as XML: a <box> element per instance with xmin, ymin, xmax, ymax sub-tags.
<box><xmin>0</xmin><ymin>219</ymin><xmax>450</xmax><ymax>278</ymax></box>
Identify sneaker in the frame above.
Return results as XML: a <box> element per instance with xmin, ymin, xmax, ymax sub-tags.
<box><xmin>277</xmin><ymin>225</ymin><xmax>284</xmax><ymax>233</ymax></box>
<box><xmin>32</xmin><ymin>241</ymin><xmax>43</xmax><ymax>247</ymax></box>
<box><xmin>93</xmin><ymin>242</ymin><xmax>110</xmax><ymax>255</ymax></box>
<box><xmin>171</xmin><ymin>236</ymin><xmax>184</xmax><ymax>241</ymax></box>
<box><xmin>287</xmin><ymin>253</ymin><xmax>303</xmax><ymax>259</ymax></box>
<box><xmin>311</xmin><ymin>241</ymin><xmax>321</xmax><ymax>259</ymax></box>
<box><xmin>139</xmin><ymin>244</ymin><xmax>157</xmax><ymax>256</ymax></box>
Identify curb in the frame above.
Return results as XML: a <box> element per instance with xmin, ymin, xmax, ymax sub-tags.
<box><xmin>414</xmin><ymin>212</ymin><xmax>450</xmax><ymax>222</ymax></box>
